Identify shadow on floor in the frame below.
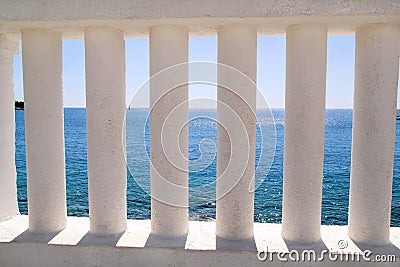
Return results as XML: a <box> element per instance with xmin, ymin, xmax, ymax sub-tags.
<box><xmin>352</xmin><ymin>240</ymin><xmax>400</xmax><ymax>258</ymax></box>
<box><xmin>12</xmin><ymin>229</ymin><xmax>62</xmax><ymax>244</ymax></box>
<box><xmin>283</xmin><ymin>238</ymin><xmax>329</xmax><ymax>253</ymax></box>
<box><xmin>145</xmin><ymin>233</ymin><xmax>187</xmax><ymax>248</ymax></box>
<box><xmin>216</xmin><ymin>236</ymin><xmax>257</xmax><ymax>251</ymax></box>
<box><xmin>77</xmin><ymin>231</ymin><xmax>125</xmax><ymax>246</ymax></box>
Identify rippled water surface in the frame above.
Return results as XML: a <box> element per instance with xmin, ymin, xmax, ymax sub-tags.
<box><xmin>15</xmin><ymin>109</ymin><xmax>400</xmax><ymax>226</ymax></box>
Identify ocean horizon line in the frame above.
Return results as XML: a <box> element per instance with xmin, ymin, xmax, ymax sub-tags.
<box><xmin>48</xmin><ymin>107</ymin><xmax>359</xmax><ymax>110</ymax></box>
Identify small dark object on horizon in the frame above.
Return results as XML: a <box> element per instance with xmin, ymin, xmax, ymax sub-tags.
<box><xmin>15</xmin><ymin>101</ymin><xmax>24</xmax><ymax>110</ymax></box>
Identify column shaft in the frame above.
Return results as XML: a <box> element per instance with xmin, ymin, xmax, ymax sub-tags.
<box><xmin>22</xmin><ymin>29</ymin><xmax>66</xmax><ymax>233</ymax></box>
<box><xmin>349</xmin><ymin>24</ymin><xmax>400</xmax><ymax>245</ymax></box>
<box><xmin>282</xmin><ymin>24</ymin><xmax>327</xmax><ymax>243</ymax></box>
<box><xmin>0</xmin><ymin>35</ymin><xmax>19</xmax><ymax>221</ymax></box>
<box><xmin>85</xmin><ymin>27</ymin><xmax>127</xmax><ymax>235</ymax></box>
<box><xmin>149</xmin><ymin>25</ymin><xmax>189</xmax><ymax>238</ymax></box>
<box><xmin>217</xmin><ymin>24</ymin><xmax>257</xmax><ymax>240</ymax></box>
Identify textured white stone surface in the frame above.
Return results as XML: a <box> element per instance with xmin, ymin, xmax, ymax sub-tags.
<box><xmin>85</xmin><ymin>27</ymin><xmax>127</xmax><ymax>236</ymax></box>
<box><xmin>0</xmin><ymin>216</ymin><xmax>399</xmax><ymax>267</ymax></box>
<box><xmin>349</xmin><ymin>24</ymin><xmax>400</xmax><ymax>246</ymax></box>
<box><xmin>149</xmin><ymin>25</ymin><xmax>189</xmax><ymax>238</ymax></box>
<box><xmin>282</xmin><ymin>24</ymin><xmax>327</xmax><ymax>244</ymax></box>
<box><xmin>216</xmin><ymin>24</ymin><xmax>257</xmax><ymax>241</ymax></box>
<box><xmin>2</xmin><ymin>0</ymin><xmax>400</xmax><ymax>20</ymax></box>
<box><xmin>0</xmin><ymin>34</ymin><xmax>19</xmax><ymax>222</ymax></box>
<box><xmin>0</xmin><ymin>0</ymin><xmax>399</xmax><ymax>38</ymax></box>
<box><xmin>22</xmin><ymin>29</ymin><xmax>67</xmax><ymax>233</ymax></box>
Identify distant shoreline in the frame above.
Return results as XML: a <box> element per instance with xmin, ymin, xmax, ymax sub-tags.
<box><xmin>15</xmin><ymin>101</ymin><xmax>24</xmax><ymax>110</ymax></box>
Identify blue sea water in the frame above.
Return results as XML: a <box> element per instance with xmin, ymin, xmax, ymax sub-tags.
<box><xmin>14</xmin><ymin>109</ymin><xmax>400</xmax><ymax>226</ymax></box>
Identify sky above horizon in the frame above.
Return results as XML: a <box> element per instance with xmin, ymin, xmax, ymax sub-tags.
<box><xmin>12</xmin><ymin>36</ymin><xmax>400</xmax><ymax>108</ymax></box>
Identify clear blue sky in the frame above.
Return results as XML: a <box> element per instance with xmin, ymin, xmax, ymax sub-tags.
<box><xmin>12</xmin><ymin>36</ymin><xmax>400</xmax><ymax>108</ymax></box>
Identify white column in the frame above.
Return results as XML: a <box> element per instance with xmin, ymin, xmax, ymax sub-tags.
<box><xmin>22</xmin><ymin>29</ymin><xmax>66</xmax><ymax>233</ymax></box>
<box><xmin>85</xmin><ymin>27</ymin><xmax>127</xmax><ymax>236</ymax></box>
<box><xmin>149</xmin><ymin>25</ymin><xmax>189</xmax><ymax>238</ymax></box>
<box><xmin>0</xmin><ymin>34</ymin><xmax>20</xmax><ymax>221</ymax></box>
<box><xmin>349</xmin><ymin>24</ymin><xmax>400</xmax><ymax>246</ymax></box>
<box><xmin>282</xmin><ymin>24</ymin><xmax>327</xmax><ymax>244</ymax></box>
<box><xmin>217</xmin><ymin>24</ymin><xmax>257</xmax><ymax>240</ymax></box>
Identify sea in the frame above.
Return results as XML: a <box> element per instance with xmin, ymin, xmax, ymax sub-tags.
<box><xmin>14</xmin><ymin>109</ymin><xmax>400</xmax><ymax>226</ymax></box>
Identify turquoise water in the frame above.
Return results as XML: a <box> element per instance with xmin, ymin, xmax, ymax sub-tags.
<box><xmin>15</xmin><ymin>109</ymin><xmax>400</xmax><ymax>226</ymax></box>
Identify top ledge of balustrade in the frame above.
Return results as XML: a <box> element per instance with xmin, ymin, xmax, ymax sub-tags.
<box><xmin>0</xmin><ymin>0</ymin><xmax>400</xmax><ymax>39</ymax></box>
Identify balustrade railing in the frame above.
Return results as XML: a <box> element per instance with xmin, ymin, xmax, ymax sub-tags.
<box><xmin>0</xmin><ymin>0</ymin><xmax>399</xmax><ymax>257</ymax></box>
